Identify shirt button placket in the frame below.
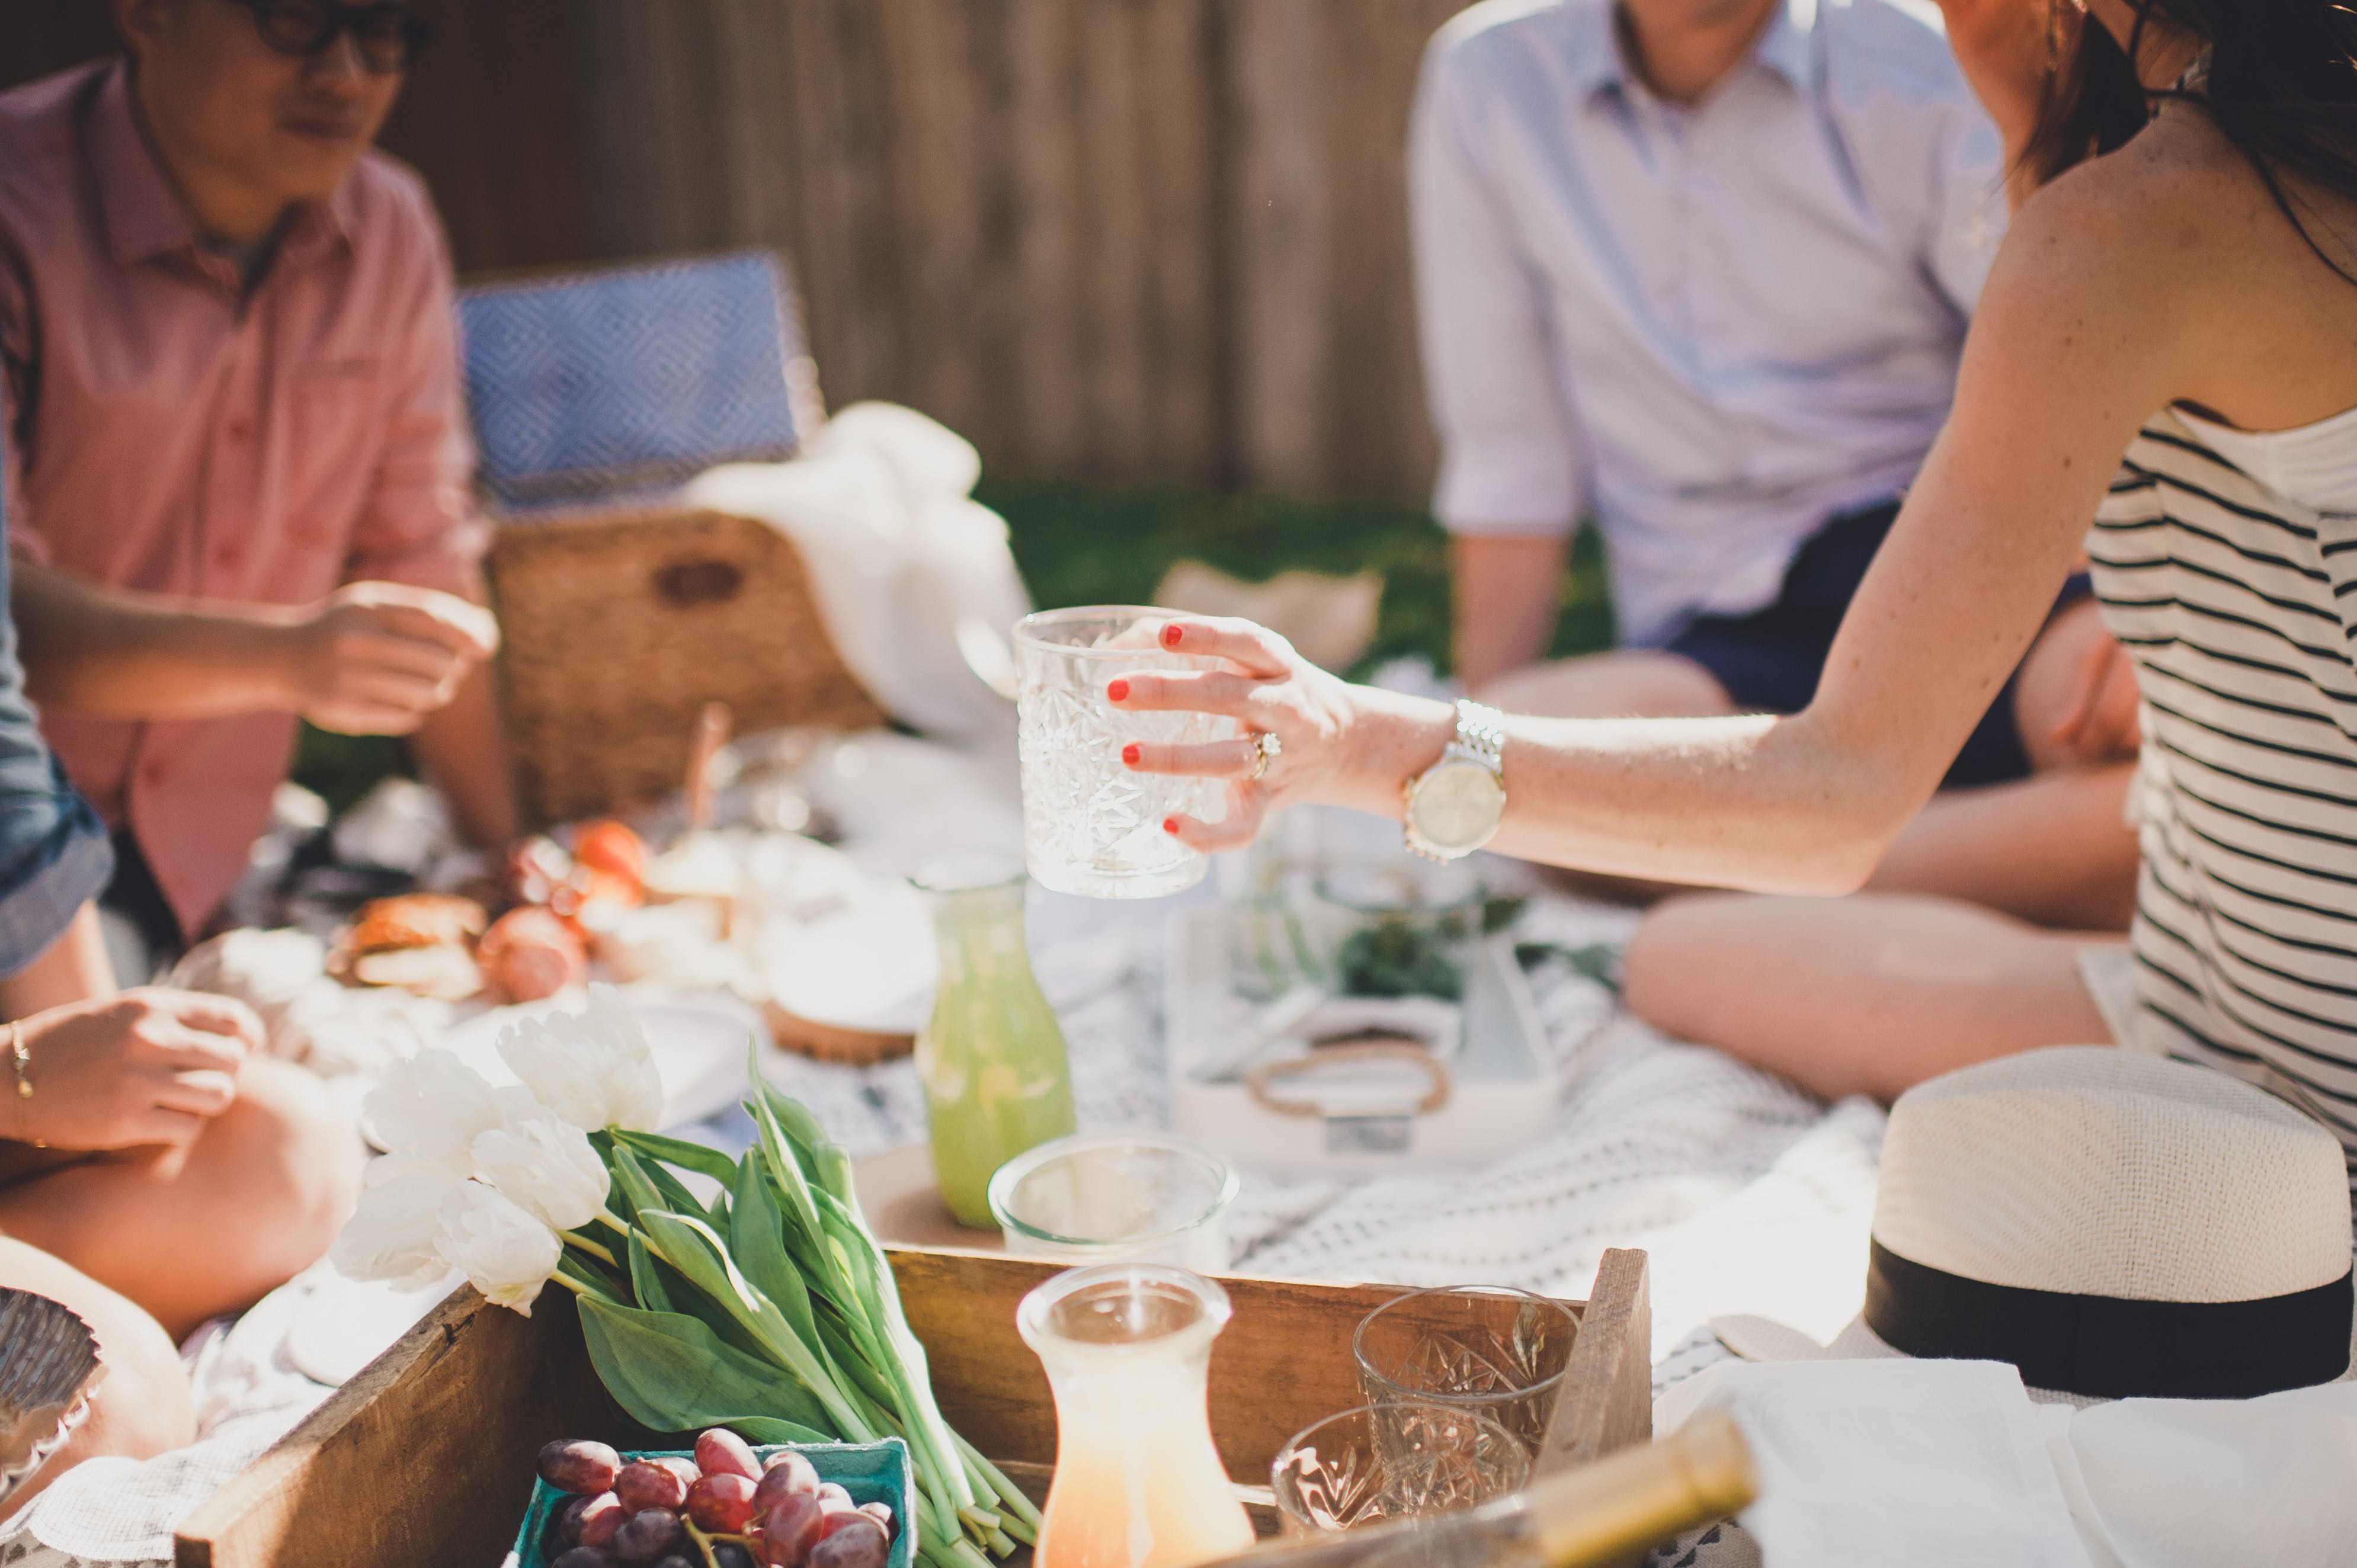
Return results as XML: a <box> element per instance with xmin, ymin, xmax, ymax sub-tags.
<box><xmin>1687</xmin><ymin>106</ymin><xmax>1715</xmax><ymax>376</ymax></box>
<box><xmin>1667</xmin><ymin>113</ymin><xmax>1696</xmax><ymax>352</ymax></box>
<box><xmin>207</xmin><ymin>320</ymin><xmax>260</xmax><ymax>593</ymax></box>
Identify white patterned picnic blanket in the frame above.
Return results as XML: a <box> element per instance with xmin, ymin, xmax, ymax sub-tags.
<box><xmin>4</xmin><ymin>888</ymin><xmax>1884</xmax><ymax>1566</ymax></box>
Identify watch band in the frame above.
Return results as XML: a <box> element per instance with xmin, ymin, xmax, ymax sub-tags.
<box><xmin>1453</xmin><ymin>699</ymin><xmax>1506</xmax><ymax>775</ymax></box>
<box><xmin>1401</xmin><ymin>699</ymin><xmax>1510</xmax><ymax>861</ymax></box>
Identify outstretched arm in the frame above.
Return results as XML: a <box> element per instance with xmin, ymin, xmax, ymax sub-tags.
<box><xmin>1116</xmin><ymin>171</ymin><xmax>2178</xmax><ymax>893</ymax></box>
<box><xmin>13</xmin><ymin>564</ymin><xmax>496</xmax><ymax>736</ymax></box>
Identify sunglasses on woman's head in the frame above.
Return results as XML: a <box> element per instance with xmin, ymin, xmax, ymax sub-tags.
<box><xmin>222</xmin><ymin>0</ymin><xmax>433</xmax><ymax>75</ymax></box>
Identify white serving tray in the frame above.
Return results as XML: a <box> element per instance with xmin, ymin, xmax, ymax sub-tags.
<box><xmin>1164</xmin><ymin>909</ymin><xmax>1560</xmax><ymax>1175</ymax></box>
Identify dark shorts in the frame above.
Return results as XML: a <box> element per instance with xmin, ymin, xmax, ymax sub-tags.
<box><xmin>100</xmin><ymin>828</ymin><xmax>184</xmax><ymax>982</ymax></box>
<box><xmin>1664</xmin><ymin>502</ymin><xmax>2087</xmax><ymax>790</ymax></box>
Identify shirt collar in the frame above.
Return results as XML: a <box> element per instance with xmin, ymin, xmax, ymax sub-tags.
<box><xmin>89</xmin><ymin>61</ymin><xmax>199</xmax><ymax>265</ymax></box>
<box><xmin>1753</xmin><ymin>0</ymin><xmax>1824</xmax><ymax>91</ymax></box>
<box><xmin>88</xmin><ymin>59</ymin><xmax>357</xmax><ymax>274</ymax></box>
<box><xmin>1565</xmin><ymin>0</ymin><xmax>1824</xmax><ymax>102</ymax></box>
<box><xmin>280</xmin><ymin>177</ymin><xmax>358</xmax><ymax>271</ymax></box>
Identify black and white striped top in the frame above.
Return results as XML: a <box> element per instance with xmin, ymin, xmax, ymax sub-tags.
<box><xmin>2092</xmin><ymin>406</ymin><xmax>2357</xmax><ymax>1180</ymax></box>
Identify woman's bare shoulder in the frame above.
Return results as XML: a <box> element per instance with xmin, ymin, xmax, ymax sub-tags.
<box><xmin>1996</xmin><ymin>107</ymin><xmax>2290</xmax><ymax>314</ymax></box>
<box><xmin>2026</xmin><ymin>107</ymin><xmax>2292</xmax><ymax>261</ymax></box>
<box><xmin>1952</xmin><ymin>111</ymin><xmax>2260</xmax><ymax>436</ymax></box>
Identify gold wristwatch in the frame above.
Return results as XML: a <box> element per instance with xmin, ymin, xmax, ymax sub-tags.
<box><xmin>1402</xmin><ymin>699</ymin><xmax>1507</xmax><ymax>861</ymax></box>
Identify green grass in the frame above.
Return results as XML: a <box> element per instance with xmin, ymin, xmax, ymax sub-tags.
<box><xmin>978</xmin><ymin>479</ymin><xmax>1615</xmax><ymax>681</ymax></box>
<box><xmin>293</xmin><ymin>485</ymin><xmax>1617</xmax><ymax>810</ymax></box>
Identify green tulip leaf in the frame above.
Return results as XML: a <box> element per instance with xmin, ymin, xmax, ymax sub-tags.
<box><xmin>627</xmin><ymin>1230</ymin><xmax>675</xmax><ymax>1316</ymax></box>
<box><xmin>734</xmin><ymin>1149</ymin><xmax>821</xmax><ymax>1348</ymax></box>
<box><xmin>578</xmin><ymin>1294</ymin><xmax>833</xmax><ymax>1436</ymax></box>
<box><xmin>609</xmin><ymin>1143</ymin><xmax>666</xmax><ymax>1218</ymax></box>
<box><xmin>616</xmin><ymin>1127</ymin><xmax>749</xmax><ymax>1188</ymax></box>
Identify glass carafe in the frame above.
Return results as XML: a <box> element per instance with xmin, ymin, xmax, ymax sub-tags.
<box><xmin>1018</xmin><ymin>1264</ymin><xmax>1257</xmax><ymax>1568</ymax></box>
<box><xmin>912</xmin><ymin>858</ymin><xmax>1076</xmax><ymax>1227</ymax></box>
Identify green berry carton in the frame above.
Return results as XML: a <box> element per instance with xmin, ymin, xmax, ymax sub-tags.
<box><xmin>504</xmin><ymin>1436</ymin><xmax>915</xmax><ymax>1568</ymax></box>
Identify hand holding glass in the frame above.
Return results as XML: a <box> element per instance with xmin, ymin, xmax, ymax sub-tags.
<box><xmin>1015</xmin><ymin>608</ymin><xmax>1234</xmax><ymax>899</ymax></box>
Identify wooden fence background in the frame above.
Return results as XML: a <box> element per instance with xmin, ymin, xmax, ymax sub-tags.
<box><xmin>3</xmin><ymin>0</ymin><xmax>1474</xmax><ymax>505</ymax></box>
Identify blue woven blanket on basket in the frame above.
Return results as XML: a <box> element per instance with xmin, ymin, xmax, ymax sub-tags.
<box><xmin>457</xmin><ymin>249</ymin><xmax>805</xmax><ymax>510</ymax></box>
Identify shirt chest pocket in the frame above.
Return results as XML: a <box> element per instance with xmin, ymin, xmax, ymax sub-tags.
<box><xmin>277</xmin><ymin>362</ymin><xmax>383</xmax><ymax>553</ymax></box>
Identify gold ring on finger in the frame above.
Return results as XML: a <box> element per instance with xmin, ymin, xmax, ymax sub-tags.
<box><xmin>1248</xmin><ymin>729</ymin><xmax>1283</xmax><ymax>782</ymax></box>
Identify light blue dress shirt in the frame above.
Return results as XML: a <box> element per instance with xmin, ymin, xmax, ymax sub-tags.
<box><xmin>1412</xmin><ymin>0</ymin><xmax>2004</xmax><ymax>644</ymax></box>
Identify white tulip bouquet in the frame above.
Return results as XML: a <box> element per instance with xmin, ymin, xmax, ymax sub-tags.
<box><xmin>332</xmin><ymin>987</ymin><xmax>1039</xmax><ymax>1568</ymax></box>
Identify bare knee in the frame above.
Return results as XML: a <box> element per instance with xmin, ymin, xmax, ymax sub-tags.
<box><xmin>203</xmin><ymin>1057</ymin><xmax>363</xmax><ymax>1281</ymax></box>
<box><xmin>1626</xmin><ymin>890</ymin><xmax>2115</xmax><ymax>1102</ymax></box>
<box><xmin>164</xmin><ymin>1057</ymin><xmax>362</xmax><ymax>1325</ymax></box>
<box><xmin>0</xmin><ymin>1062</ymin><xmax>357</xmax><ymax>1339</ymax></box>
<box><xmin>0</xmin><ymin>1240</ymin><xmax>194</xmax><ymax>1506</ymax></box>
<box><xmin>1477</xmin><ymin>652</ymin><xmax>1734</xmax><ymax>719</ymax></box>
<box><xmin>1623</xmin><ymin>893</ymin><xmax>1755</xmax><ymax>1040</ymax></box>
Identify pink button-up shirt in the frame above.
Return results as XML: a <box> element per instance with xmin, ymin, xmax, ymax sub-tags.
<box><xmin>0</xmin><ymin>61</ymin><xmax>486</xmax><ymax>938</ymax></box>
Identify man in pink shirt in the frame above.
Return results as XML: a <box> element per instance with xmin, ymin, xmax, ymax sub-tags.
<box><xmin>0</xmin><ymin>0</ymin><xmax>515</xmax><ymax>973</ymax></box>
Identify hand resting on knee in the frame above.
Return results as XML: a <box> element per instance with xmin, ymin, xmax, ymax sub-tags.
<box><xmin>2</xmin><ymin>990</ymin><xmax>262</xmax><ymax>1153</ymax></box>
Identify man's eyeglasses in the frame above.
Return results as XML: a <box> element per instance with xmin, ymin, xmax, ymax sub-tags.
<box><xmin>223</xmin><ymin>0</ymin><xmax>433</xmax><ymax>75</ymax></box>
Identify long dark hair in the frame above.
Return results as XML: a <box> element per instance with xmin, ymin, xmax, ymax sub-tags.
<box><xmin>2022</xmin><ymin>1</ymin><xmax>2357</xmax><ymax>271</ymax></box>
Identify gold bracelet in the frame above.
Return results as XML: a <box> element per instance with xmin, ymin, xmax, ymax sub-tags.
<box><xmin>9</xmin><ymin>1020</ymin><xmax>41</xmax><ymax>1149</ymax></box>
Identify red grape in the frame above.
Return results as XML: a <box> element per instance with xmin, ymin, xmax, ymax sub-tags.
<box><xmin>553</xmin><ymin>1550</ymin><xmax>618</xmax><ymax>1568</ymax></box>
<box><xmin>579</xmin><ymin>1493</ymin><xmax>627</xmax><ymax>1550</ymax></box>
<box><xmin>762</xmin><ymin>1492</ymin><xmax>826</xmax><ymax>1565</ymax></box>
<box><xmin>550</xmin><ymin>1493</ymin><xmax>596</xmax><ymax>1547</ymax></box>
<box><xmin>858</xmin><ymin>1503</ymin><xmax>894</xmax><ymax>1536</ymax></box>
<box><xmin>540</xmin><ymin>1439</ymin><xmax>623</xmax><ymax>1495</ymax></box>
<box><xmin>611</xmin><ymin>1506</ymin><xmax>686</xmax><ymax>1564</ymax></box>
<box><xmin>616</xmin><ymin>1460</ymin><xmax>689</xmax><ymax>1514</ymax></box>
<box><xmin>809</xmin><ymin>1518</ymin><xmax>890</xmax><ymax>1568</ymax></box>
<box><xmin>815</xmin><ymin>1483</ymin><xmax>854</xmax><ymax>1513</ymax></box>
<box><xmin>696</xmin><ymin>1427</ymin><xmax>763</xmax><ymax>1482</ymax></box>
<box><xmin>715</xmin><ymin>1545</ymin><xmax>759</xmax><ymax>1568</ymax></box>
<box><xmin>818</xmin><ymin>1510</ymin><xmax>877</xmax><ymax>1543</ymax></box>
<box><xmin>655</xmin><ymin>1454</ymin><xmax>703</xmax><ymax>1489</ymax></box>
<box><xmin>687</xmin><ymin>1472</ymin><xmax>760</xmax><ymax>1533</ymax></box>
<box><xmin>753</xmin><ymin>1454</ymin><xmax>820</xmax><ymax>1512</ymax></box>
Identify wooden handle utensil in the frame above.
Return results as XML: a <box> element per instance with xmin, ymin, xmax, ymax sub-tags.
<box><xmin>685</xmin><ymin>700</ymin><xmax>732</xmax><ymax>832</ymax></box>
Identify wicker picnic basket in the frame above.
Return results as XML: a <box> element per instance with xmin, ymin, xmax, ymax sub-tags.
<box><xmin>459</xmin><ymin>251</ymin><xmax>887</xmax><ymax>826</ymax></box>
<box><xmin>489</xmin><ymin>504</ymin><xmax>885</xmax><ymax>828</ymax></box>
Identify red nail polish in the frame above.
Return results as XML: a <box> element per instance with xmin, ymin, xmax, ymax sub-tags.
<box><xmin>1122</xmin><ymin>743</ymin><xmax>1141</xmax><ymax>765</ymax></box>
<box><xmin>1162</xmin><ymin>817</ymin><xmax>1178</xmax><ymax>835</ymax></box>
<box><xmin>1107</xmin><ymin>678</ymin><xmax>1130</xmax><ymax>701</ymax></box>
<box><xmin>1161</xmin><ymin>624</ymin><xmax>1183</xmax><ymax>648</ymax></box>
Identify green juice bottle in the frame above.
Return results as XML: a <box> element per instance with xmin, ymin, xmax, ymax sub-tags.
<box><xmin>911</xmin><ymin>859</ymin><xmax>1076</xmax><ymax>1228</ymax></box>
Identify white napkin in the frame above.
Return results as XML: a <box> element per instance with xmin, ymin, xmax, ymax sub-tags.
<box><xmin>2044</xmin><ymin>1380</ymin><xmax>2357</xmax><ymax>1567</ymax></box>
<box><xmin>1656</xmin><ymin>1357</ymin><xmax>2093</xmax><ymax>1568</ymax></box>
<box><xmin>686</xmin><ymin>402</ymin><xmax>1030</xmax><ymax>743</ymax></box>
<box><xmin>1659</xmin><ymin>1354</ymin><xmax>2357</xmax><ymax>1568</ymax></box>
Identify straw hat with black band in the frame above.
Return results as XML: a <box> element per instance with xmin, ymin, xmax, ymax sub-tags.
<box><xmin>1715</xmin><ymin>1046</ymin><xmax>2356</xmax><ymax>1403</ymax></box>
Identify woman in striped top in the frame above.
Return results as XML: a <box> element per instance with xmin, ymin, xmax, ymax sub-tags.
<box><xmin>1111</xmin><ymin>0</ymin><xmax>2357</xmax><ymax>1168</ymax></box>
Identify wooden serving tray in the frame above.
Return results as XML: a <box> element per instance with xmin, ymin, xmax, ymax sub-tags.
<box><xmin>173</xmin><ymin>1248</ymin><xmax>1651</xmax><ymax>1567</ymax></box>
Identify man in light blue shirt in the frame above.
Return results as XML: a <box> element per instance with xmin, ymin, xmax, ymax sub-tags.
<box><xmin>1416</xmin><ymin>0</ymin><xmax>2141</xmax><ymax>926</ymax></box>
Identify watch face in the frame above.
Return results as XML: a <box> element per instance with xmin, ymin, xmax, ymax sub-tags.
<box><xmin>1410</xmin><ymin>759</ymin><xmax>1506</xmax><ymax>851</ymax></box>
